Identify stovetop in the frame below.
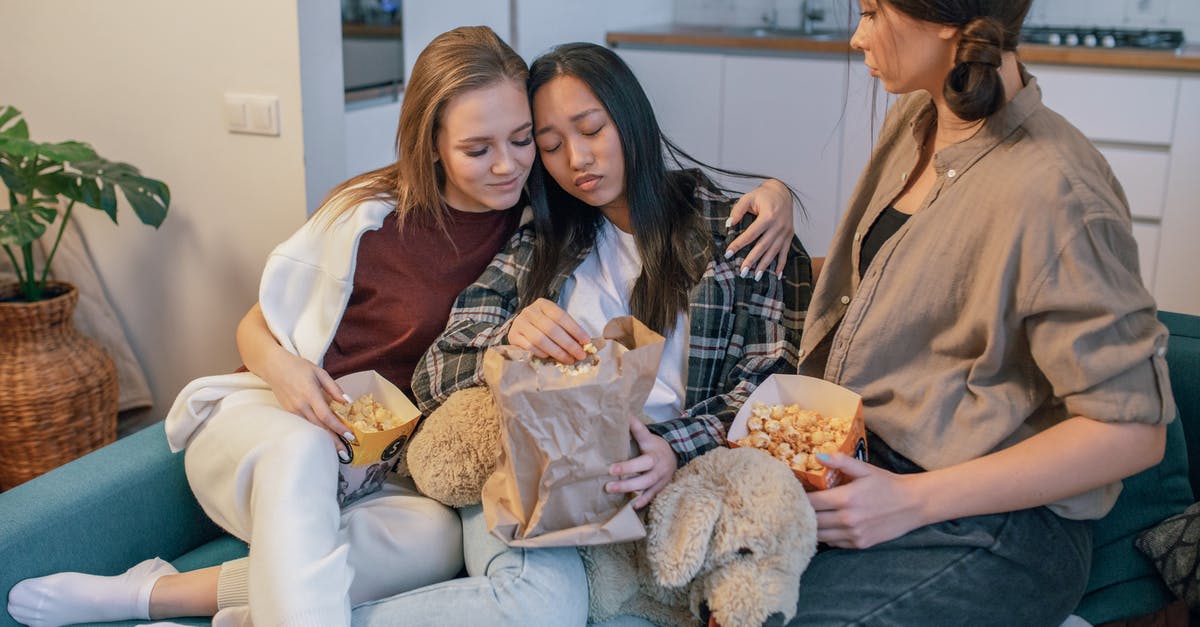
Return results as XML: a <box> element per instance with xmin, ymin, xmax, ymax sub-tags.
<box><xmin>1020</xmin><ymin>26</ymin><xmax>1185</xmax><ymax>51</ymax></box>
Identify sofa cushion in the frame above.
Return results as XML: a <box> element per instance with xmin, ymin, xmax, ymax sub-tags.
<box><xmin>1137</xmin><ymin>500</ymin><xmax>1200</xmax><ymax>609</ymax></box>
<box><xmin>172</xmin><ymin>534</ymin><xmax>248</xmax><ymax>572</ymax></box>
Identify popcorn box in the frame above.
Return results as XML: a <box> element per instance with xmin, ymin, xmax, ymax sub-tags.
<box><xmin>728</xmin><ymin>374</ymin><xmax>866</xmax><ymax>491</ymax></box>
<box><xmin>333</xmin><ymin>370</ymin><xmax>421</xmax><ymax>505</ymax></box>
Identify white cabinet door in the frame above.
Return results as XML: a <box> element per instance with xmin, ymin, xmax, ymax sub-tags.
<box><xmin>1131</xmin><ymin>221</ymin><xmax>1161</xmax><ymax>291</ymax></box>
<box><xmin>1032</xmin><ymin>66</ymin><xmax>1179</xmax><ymax>146</ymax></box>
<box><xmin>1155</xmin><ymin>77</ymin><xmax>1200</xmax><ymax>316</ymax></box>
<box><xmin>721</xmin><ymin>55</ymin><xmax>847</xmax><ymax>257</ymax></box>
<box><xmin>617</xmin><ymin>48</ymin><xmax>724</xmax><ymax>168</ymax></box>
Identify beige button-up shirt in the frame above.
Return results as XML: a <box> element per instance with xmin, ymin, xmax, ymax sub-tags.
<box><xmin>799</xmin><ymin>74</ymin><xmax>1175</xmax><ymax>520</ymax></box>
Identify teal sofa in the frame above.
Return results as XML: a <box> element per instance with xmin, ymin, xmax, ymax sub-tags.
<box><xmin>2</xmin><ymin>312</ymin><xmax>1198</xmax><ymax>627</ymax></box>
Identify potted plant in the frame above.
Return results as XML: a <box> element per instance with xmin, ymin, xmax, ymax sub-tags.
<box><xmin>0</xmin><ymin>105</ymin><xmax>170</xmax><ymax>488</ymax></box>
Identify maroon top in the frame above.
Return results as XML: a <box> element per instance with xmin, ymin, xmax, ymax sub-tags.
<box><xmin>321</xmin><ymin>206</ymin><xmax>521</xmax><ymax>393</ymax></box>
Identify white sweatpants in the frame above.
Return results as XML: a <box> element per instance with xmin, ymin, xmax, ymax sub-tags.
<box><xmin>184</xmin><ymin>389</ymin><xmax>463</xmax><ymax>627</ymax></box>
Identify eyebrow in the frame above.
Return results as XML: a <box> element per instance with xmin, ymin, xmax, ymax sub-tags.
<box><xmin>457</xmin><ymin>121</ymin><xmax>533</xmax><ymax>144</ymax></box>
<box><xmin>535</xmin><ymin>108</ymin><xmax>603</xmax><ymax>136</ymax></box>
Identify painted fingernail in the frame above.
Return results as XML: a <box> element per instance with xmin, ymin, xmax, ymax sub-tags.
<box><xmin>754</xmin><ymin>270</ymin><xmax>764</xmax><ymax>282</ymax></box>
<box><xmin>724</xmin><ymin>249</ymin><xmax>734</xmax><ymax>259</ymax></box>
<box><xmin>342</xmin><ymin>393</ymin><xmax>353</xmax><ymax>403</ymax></box>
<box><xmin>725</xmin><ymin>217</ymin><xmax>733</xmax><ymax>228</ymax></box>
<box><xmin>740</xmin><ymin>267</ymin><xmax>750</xmax><ymax>278</ymax></box>
<box><xmin>815</xmin><ymin>452</ymin><xmax>832</xmax><ymax>462</ymax></box>
<box><xmin>343</xmin><ymin>431</ymin><xmax>356</xmax><ymax>442</ymax></box>
<box><xmin>338</xmin><ymin>449</ymin><xmax>350</xmax><ymax>462</ymax></box>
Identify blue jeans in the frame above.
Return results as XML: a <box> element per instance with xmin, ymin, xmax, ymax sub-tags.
<box><xmin>352</xmin><ymin>504</ymin><xmax>589</xmax><ymax>626</ymax></box>
<box><xmin>772</xmin><ymin>434</ymin><xmax>1092</xmax><ymax>627</ymax></box>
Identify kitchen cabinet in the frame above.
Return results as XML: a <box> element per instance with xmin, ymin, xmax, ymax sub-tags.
<box><xmin>619</xmin><ymin>48</ymin><xmax>867</xmax><ymax>257</ymax></box>
<box><xmin>1030</xmin><ymin>64</ymin><xmax>1200</xmax><ymax>314</ymax></box>
<box><xmin>617</xmin><ymin>49</ymin><xmax>723</xmax><ymax>167</ymax></box>
<box><xmin>721</xmin><ymin>54</ymin><xmax>848</xmax><ymax>255</ymax></box>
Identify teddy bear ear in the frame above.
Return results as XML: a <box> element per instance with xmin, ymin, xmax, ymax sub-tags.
<box><xmin>647</xmin><ymin>472</ymin><xmax>723</xmax><ymax>588</ymax></box>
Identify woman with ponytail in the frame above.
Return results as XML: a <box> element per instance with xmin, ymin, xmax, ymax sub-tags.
<box><xmin>788</xmin><ymin>0</ymin><xmax>1173</xmax><ymax>624</ymax></box>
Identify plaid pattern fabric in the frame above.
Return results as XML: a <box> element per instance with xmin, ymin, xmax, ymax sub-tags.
<box><xmin>412</xmin><ymin>177</ymin><xmax>812</xmax><ymax>466</ymax></box>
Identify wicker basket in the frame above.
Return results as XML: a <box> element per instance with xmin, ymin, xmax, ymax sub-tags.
<box><xmin>0</xmin><ymin>281</ymin><xmax>118</xmax><ymax>489</ymax></box>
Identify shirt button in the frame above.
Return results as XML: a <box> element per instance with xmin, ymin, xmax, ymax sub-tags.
<box><xmin>947</xmin><ymin>169</ymin><xmax>957</xmax><ymax>178</ymax></box>
<box><xmin>1157</xmin><ymin>346</ymin><xmax>1167</xmax><ymax>357</ymax></box>
<box><xmin>798</xmin><ymin>348</ymin><xmax>806</xmax><ymax>358</ymax></box>
<box><xmin>854</xmin><ymin>231</ymin><xmax>862</xmax><ymax>242</ymax></box>
<box><xmin>840</xmin><ymin>295</ymin><xmax>850</xmax><ymax>305</ymax></box>
<box><xmin>900</xmin><ymin>172</ymin><xmax>908</xmax><ymax>182</ymax></box>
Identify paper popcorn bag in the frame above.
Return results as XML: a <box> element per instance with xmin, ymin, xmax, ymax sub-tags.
<box><xmin>727</xmin><ymin>374</ymin><xmax>866</xmax><ymax>491</ymax></box>
<box><xmin>333</xmin><ymin>370</ymin><xmax>421</xmax><ymax>505</ymax></box>
<box><xmin>482</xmin><ymin>316</ymin><xmax>664</xmax><ymax>547</ymax></box>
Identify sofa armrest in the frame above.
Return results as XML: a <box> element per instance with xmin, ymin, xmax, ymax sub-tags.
<box><xmin>0</xmin><ymin>421</ymin><xmax>225</xmax><ymax>627</ymax></box>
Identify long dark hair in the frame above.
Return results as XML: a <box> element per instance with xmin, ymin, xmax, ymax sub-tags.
<box><xmin>881</xmin><ymin>0</ymin><xmax>1031</xmax><ymax>120</ymax></box>
<box><xmin>523</xmin><ymin>42</ymin><xmax>785</xmax><ymax>333</ymax></box>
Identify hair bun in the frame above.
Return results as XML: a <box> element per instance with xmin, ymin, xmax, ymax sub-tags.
<box><xmin>957</xmin><ymin>17</ymin><xmax>1004</xmax><ymax>67</ymax></box>
<box><xmin>944</xmin><ymin>16</ymin><xmax>1005</xmax><ymax>121</ymax></box>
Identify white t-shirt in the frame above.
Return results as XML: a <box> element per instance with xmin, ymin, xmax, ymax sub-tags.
<box><xmin>558</xmin><ymin>219</ymin><xmax>690</xmax><ymax>423</ymax></box>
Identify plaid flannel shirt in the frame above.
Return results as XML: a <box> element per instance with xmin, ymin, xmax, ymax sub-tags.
<box><xmin>412</xmin><ymin>179</ymin><xmax>812</xmax><ymax>466</ymax></box>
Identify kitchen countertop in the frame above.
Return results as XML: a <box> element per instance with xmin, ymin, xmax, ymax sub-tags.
<box><xmin>606</xmin><ymin>24</ymin><xmax>1200</xmax><ymax>73</ymax></box>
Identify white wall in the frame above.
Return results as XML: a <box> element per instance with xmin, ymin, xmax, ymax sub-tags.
<box><xmin>0</xmin><ymin>0</ymin><xmax>332</xmax><ymax>412</ymax></box>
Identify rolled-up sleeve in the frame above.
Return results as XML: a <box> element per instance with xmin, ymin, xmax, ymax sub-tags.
<box><xmin>1023</xmin><ymin>214</ymin><xmax>1175</xmax><ymax>425</ymax></box>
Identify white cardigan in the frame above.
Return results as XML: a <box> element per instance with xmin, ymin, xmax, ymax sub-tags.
<box><xmin>164</xmin><ymin>200</ymin><xmax>395</xmax><ymax>452</ymax></box>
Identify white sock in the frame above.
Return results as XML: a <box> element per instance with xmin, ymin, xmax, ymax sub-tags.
<box><xmin>7</xmin><ymin>557</ymin><xmax>178</xmax><ymax>627</ymax></box>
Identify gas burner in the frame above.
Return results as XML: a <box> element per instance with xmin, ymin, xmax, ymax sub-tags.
<box><xmin>1020</xmin><ymin>26</ymin><xmax>1184</xmax><ymax>50</ymax></box>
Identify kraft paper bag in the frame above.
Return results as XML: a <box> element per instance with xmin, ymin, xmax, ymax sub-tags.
<box><xmin>482</xmin><ymin>316</ymin><xmax>665</xmax><ymax>547</ymax></box>
<box><xmin>333</xmin><ymin>370</ymin><xmax>421</xmax><ymax>506</ymax></box>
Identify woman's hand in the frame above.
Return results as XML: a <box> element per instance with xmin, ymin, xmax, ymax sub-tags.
<box><xmin>606</xmin><ymin>416</ymin><xmax>677</xmax><ymax>509</ymax></box>
<box><xmin>805</xmin><ymin>452</ymin><xmax>927</xmax><ymax>549</ymax></box>
<box><xmin>508</xmin><ymin>297</ymin><xmax>591</xmax><ymax>364</ymax></box>
<box><xmin>260</xmin><ymin>347</ymin><xmax>355</xmax><ymax>457</ymax></box>
<box><xmin>237</xmin><ymin>303</ymin><xmax>353</xmax><ymax>457</ymax></box>
<box><xmin>726</xmin><ymin>178</ymin><xmax>795</xmax><ymax>279</ymax></box>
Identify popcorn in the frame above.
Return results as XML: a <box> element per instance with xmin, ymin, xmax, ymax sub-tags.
<box><xmin>330</xmin><ymin>394</ymin><xmax>404</xmax><ymax>433</ymax></box>
<box><xmin>532</xmin><ymin>341</ymin><xmax>601</xmax><ymax>376</ymax></box>
<box><xmin>733</xmin><ymin>402</ymin><xmax>853</xmax><ymax>474</ymax></box>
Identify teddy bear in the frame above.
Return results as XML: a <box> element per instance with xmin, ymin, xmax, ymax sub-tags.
<box><xmin>407</xmin><ymin>387</ymin><xmax>819</xmax><ymax>626</ymax></box>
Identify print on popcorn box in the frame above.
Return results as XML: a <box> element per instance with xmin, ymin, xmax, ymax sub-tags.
<box><xmin>332</xmin><ymin>370</ymin><xmax>421</xmax><ymax>506</ymax></box>
<box><xmin>728</xmin><ymin>374</ymin><xmax>867</xmax><ymax>491</ymax></box>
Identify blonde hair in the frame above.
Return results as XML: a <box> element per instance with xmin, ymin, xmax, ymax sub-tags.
<box><xmin>314</xmin><ymin>26</ymin><xmax>528</xmax><ymax>232</ymax></box>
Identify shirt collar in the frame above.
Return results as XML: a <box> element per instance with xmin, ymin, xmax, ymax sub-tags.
<box><xmin>908</xmin><ymin>66</ymin><xmax>1043</xmax><ymax>176</ymax></box>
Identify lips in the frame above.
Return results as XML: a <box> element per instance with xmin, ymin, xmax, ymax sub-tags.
<box><xmin>489</xmin><ymin>176</ymin><xmax>522</xmax><ymax>191</ymax></box>
<box><xmin>574</xmin><ymin>173</ymin><xmax>601</xmax><ymax>192</ymax></box>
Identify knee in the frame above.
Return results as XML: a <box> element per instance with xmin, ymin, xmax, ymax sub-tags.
<box><xmin>263</xmin><ymin>425</ymin><xmax>339</xmax><ymax>474</ymax></box>
<box><xmin>491</xmin><ymin>548</ymin><xmax>589</xmax><ymax>626</ymax></box>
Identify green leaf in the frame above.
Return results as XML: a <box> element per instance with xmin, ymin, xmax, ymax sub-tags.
<box><xmin>0</xmin><ymin>106</ymin><xmax>29</xmax><ymax>140</ymax></box>
<box><xmin>0</xmin><ymin>161</ymin><xmax>24</xmax><ymax>193</ymax></box>
<box><xmin>39</xmin><ymin>140</ymin><xmax>97</xmax><ymax>163</ymax></box>
<box><xmin>0</xmin><ymin>135</ymin><xmax>41</xmax><ymax>160</ymax></box>
<box><xmin>72</xmin><ymin>158</ymin><xmax>169</xmax><ymax>227</ymax></box>
<box><xmin>0</xmin><ymin>204</ymin><xmax>49</xmax><ymax>247</ymax></box>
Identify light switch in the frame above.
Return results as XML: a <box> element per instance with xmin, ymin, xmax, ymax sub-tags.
<box><xmin>224</xmin><ymin>93</ymin><xmax>280</xmax><ymax>136</ymax></box>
